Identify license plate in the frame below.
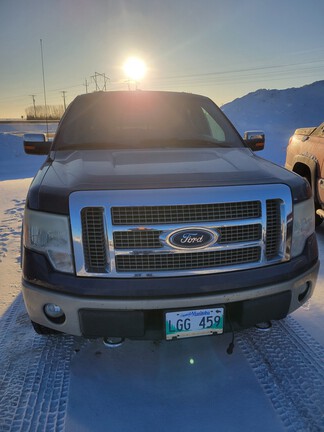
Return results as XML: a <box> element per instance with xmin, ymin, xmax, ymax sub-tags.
<box><xmin>165</xmin><ymin>307</ymin><xmax>224</xmax><ymax>340</ymax></box>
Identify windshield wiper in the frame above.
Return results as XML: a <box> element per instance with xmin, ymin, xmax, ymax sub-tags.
<box><xmin>175</xmin><ymin>138</ymin><xmax>230</xmax><ymax>148</ymax></box>
<box><xmin>58</xmin><ymin>142</ymin><xmax>121</xmax><ymax>151</ymax></box>
<box><xmin>58</xmin><ymin>138</ymin><xmax>233</xmax><ymax>151</ymax></box>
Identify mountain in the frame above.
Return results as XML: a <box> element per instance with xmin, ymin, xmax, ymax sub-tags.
<box><xmin>221</xmin><ymin>81</ymin><xmax>324</xmax><ymax>165</ymax></box>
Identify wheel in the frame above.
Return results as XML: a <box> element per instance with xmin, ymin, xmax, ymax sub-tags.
<box><xmin>31</xmin><ymin>321</ymin><xmax>60</xmax><ymax>335</ymax></box>
<box><xmin>302</xmin><ymin>176</ymin><xmax>323</xmax><ymax>227</ymax></box>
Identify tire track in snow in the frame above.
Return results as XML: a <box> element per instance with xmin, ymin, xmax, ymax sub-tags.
<box><xmin>237</xmin><ymin>317</ymin><xmax>324</xmax><ymax>432</ymax></box>
<box><xmin>0</xmin><ymin>199</ymin><xmax>24</xmax><ymax>263</ymax></box>
<box><xmin>0</xmin><ymin>296</ymin><xmax>82</xmax><ymax>432</ymax></box>
<box><xmin>0</xmin><ymin>290</ymin><xmax>323</xmax><ymax>430</ymax></box>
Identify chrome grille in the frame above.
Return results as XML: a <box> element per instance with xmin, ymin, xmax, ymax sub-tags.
<box><xmin>70</xmin><ymin>185</ymin><xmax>291</xmax><ymax>278</ymax></box>
<box><xmin>116</xmin><ymin>247</ymin><xmax>261</xmax><ymax>272</ymax></box>
<box><xmin>111</xmin><ymin>201</ymin><xmax>261</xmax><ymax>225</ymax></box>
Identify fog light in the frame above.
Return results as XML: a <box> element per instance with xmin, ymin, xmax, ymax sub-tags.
<box><xmin>44</xmin><ymin>303</ymin><xmax>65</xmax><ymax>324</ymax></box>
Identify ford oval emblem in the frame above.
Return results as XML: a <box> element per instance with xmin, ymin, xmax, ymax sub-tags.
<box><xmin>168</xmin><ymin>228</ymin><xmax>218</xmax><ymax>250</ymax></box>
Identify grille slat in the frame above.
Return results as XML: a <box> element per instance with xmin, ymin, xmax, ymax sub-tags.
<box><xmin>113</xmin><ymin>224</ymin><xmax>262</xmax><ymax>249</ymax></box>
<box><xmin>266</xmin><ymin>200</ymin><xmax>282</xmax><ymax>259</ymax></box>
<box><xmin>113</xmin><ymin>231</ymin><xmax>163</xmax><ymax>249</ymax></box>
<box><xmin>116</xmin><ymin>247</ymin><xmax>261</xmax><ymax>272</ymax></box>
<box><xmin>218</xmin><ymin>224</ymin><xmax>261</xmax><ymax>244</ymax></box>
<box><xmin>81</xmin><ymin>207</ymin><xmax>107</xmax><ymax>273</ymax></box>
<box><xmin>111</xmin><ymin>201</ymin><xmax>261</xmax><ymax>225</ymax></box>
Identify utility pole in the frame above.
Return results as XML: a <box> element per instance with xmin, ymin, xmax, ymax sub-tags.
<box><xmin>91</xmin><ymin>73</ymin><xmax>99</xmax><ymax>91</ymax></box>
<box><xmin>84</xmin><ymin>78</ymin><xmax>89</xmax><ymax>94</ymax></box>
<box><xmin>29</xmin><ymin>94</ymin><xmax>37</xmax><ymax>118</ymax></box>
<box><xmin>101</xmin><ymin>73</ymin><xmax>110</xmax><ymax>91</ymax></box>
<box><xmin>61</xmin><ymin>91</ymin><xmax>67</xmax><ymax>111</ymax></box>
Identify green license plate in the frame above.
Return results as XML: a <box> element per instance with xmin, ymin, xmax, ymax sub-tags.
<box><xmin>165</xmin><ymin>307</ymin><xmax>224</xmax><ymax>340</ymax></box>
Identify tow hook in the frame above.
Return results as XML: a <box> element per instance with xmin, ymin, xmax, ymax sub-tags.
<box><xmin>102</xmin><ymin>337</ymin><xmax>125</xmax><ymax>348</ymax></box>
<box><xmin>255</xmin><ymin>321</ymin><xmax>272</xmax><ymax>331</ymax></box>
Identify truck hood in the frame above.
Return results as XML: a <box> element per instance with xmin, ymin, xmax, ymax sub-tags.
<box><xmin>28</xmin><ymin>147</ymin><xmax>308</xmax><ymax>213</ymax></box>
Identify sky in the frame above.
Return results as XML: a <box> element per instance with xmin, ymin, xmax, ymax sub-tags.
<box><xmin>0</xmin><ymin>0</ymin><xmax>324</xmax><ymax>118</ymax></box>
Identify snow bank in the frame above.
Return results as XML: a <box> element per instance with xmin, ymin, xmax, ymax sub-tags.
<box><xmin>0</xmin><ymin>123</ymin><xmax>57</xmax><ymax>181</ymax></box>
<box><xmin>222</xmin><ymin>80</ymin><xmax>324</xmax><ymax>166</ymax></box>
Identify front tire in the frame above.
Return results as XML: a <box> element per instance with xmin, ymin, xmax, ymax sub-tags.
<box><xmin>315</xmin><ymin>202</ymin><xmax>323</xmax><ymax>227</ymax></box>
<box><xmin>302</xmin><ymin>175</ymin><xmax>323</xmax><ymax>227</ymax></box>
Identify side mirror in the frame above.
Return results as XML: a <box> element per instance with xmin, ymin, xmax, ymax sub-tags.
<box><xmin>23</xmin><ymin>134</ymin><xmax>52</xmax><ymax>155</ymax></box>
<box><xmin>244</xmin><ymin>131</ymin><xmax>265</xmax><ymax>152</ymax></box>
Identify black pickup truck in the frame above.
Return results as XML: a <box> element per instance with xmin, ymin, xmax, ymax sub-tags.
<box><xmin>21</xmin><ymin>90</ymin><xmax>319</xmax><ymax>342</ymax></box>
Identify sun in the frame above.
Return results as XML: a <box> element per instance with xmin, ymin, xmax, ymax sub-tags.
<box><xmin>123</xmin><ymin>57</ymin><xmax>147</xmax><ymax>81</ymax></box>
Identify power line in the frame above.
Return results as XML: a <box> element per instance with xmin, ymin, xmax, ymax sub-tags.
<box><xmin>149</xmin><ymin>59</ymin><xmax>324</xmax><ymax>82</ymax></box>
<box><xmin>1</xmin><ymin>58</ymin><xmax>324</xmax><ymax>106</ymax></box>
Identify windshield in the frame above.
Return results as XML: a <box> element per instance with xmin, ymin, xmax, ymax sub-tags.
<box><xmin>54</xmin><ymin>91</ymin><xmax>243</xmax><ymax>150</ymax></box>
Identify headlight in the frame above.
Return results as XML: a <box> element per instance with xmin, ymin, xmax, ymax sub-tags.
<box><xmin>23</xmin><ymin>208</ymin><xmax>74</xmax><ymax>273</ymax></box>
<box><xmin>291</xmin><ymin>198</ymin><xmax>315</xmax><ymax>258</ymax></box>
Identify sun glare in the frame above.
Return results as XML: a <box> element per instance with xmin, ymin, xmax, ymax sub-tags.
<box><xmin>123</xmin><ymin>57</ymin><xmax>147</xmax><ymax>81</ymax></box>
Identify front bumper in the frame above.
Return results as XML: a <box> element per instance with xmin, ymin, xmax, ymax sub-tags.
<box><xmin>22</xmin><ymin>260</ymin><xmax>319</xmax><ymax>339</ymax></box>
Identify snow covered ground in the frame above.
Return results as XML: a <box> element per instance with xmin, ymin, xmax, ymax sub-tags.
<box><xmin>0</xmin><ymin>123</ymin><xmax>323</xmax><ymax>431</ymax></box>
